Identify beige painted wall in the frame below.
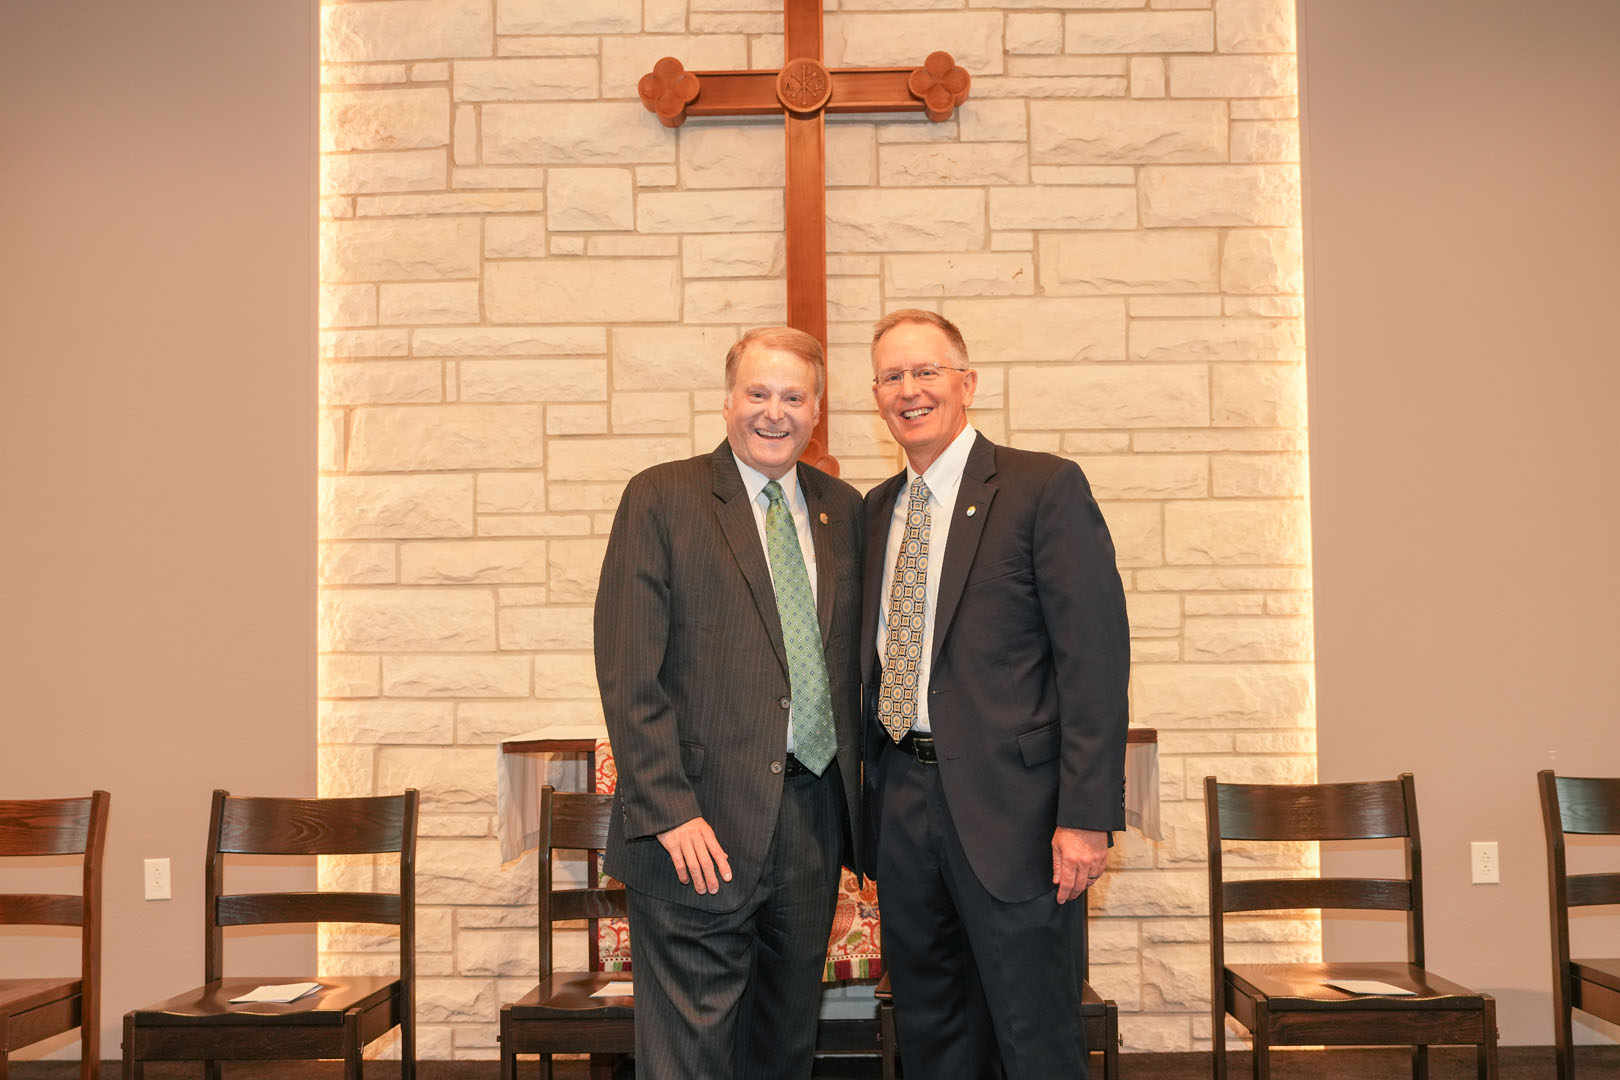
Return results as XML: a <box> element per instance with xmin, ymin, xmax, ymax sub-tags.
<box><xmin>0</xmin><ymin>0</ymin><xmax>318</xmax><ymax>1061</ymax></box>
<box><xmin>1299</xmin><ymin>0</ymin><xmax>1620</xmax><ymax>1047</ymax></box>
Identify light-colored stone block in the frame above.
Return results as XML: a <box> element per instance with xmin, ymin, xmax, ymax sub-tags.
<box><xmin>415</xmin><ymin>326</ymin><xmax>606</xmax><ymax>357</ymax></box>
<box><xmin>458</xmin><ymin>358</ymin><xmax>606</xmax><ymax>403</ymax></box>
<box><xmin>482</xmin><ymin>103</ymin><xmax>675</xmax><ymax>164</ymax></box>
<box><xmin>355</xmin><ymin>190</ymin><xmax>547</xmax><ymax>216</ymax></box>
<box><xmin>1140</xmin><ymin>165</ymin><xmax>1300</xmax><ymax>227</ymax></box>
<box><xmin>1212</xmin><ymin>364</ymin><xmax>1306</xmax><ymax>428</ymax></box>
<box><xmin>322</xmin><ymin>149</ymin><xmax>447</xmax><ymax>196</ymax></box>
<box><xmin>476</xmin><ymin>473</ymin><xmax>547</xmax><ymax>513</ymax></box>
<box><xmin>453</xmin><ymin>58</ymin><xmax>597</xmax><ymax>101</ymax></box>
<box><xmin>828</xmin><ymin>188</ymin><xmax>986</xmax><ymax>252</ymax></box>
<box><xmin>497</xmin><ymin>0</ymin><xmax>639</xmax><ymax>34</ymax></box>
<box><xmin>885</xmin><ymin>253</ymin><xmax>1034</xmax><ymax>298</ymax></box>
<box><xmin>1130</xmin><ymin>319</ymin><xmax>1304</xmax><ymax>364</ymax></box>
<box><xmin>682</xmin><ymin>233</ymin><xmax>784</xmax><ymax>278</ymax></box>
<box><xmin>322</xmin><ymin>217</ymin><xmax>481</xmax><ymax>282</ymax></box>
<box><xmin>379</xmin><ymin>282</ymin><xmax>482</xmax><ymax>325</ymax></box>
<box><xmin>483</xmin><ymin>215</ymin><xmax>546</xmax><ymax>259</ymax></box>
<box><xmin>322</xmin><ymin>0</ymin><xmax>493</xmax><ymax>63</ymax></box>
<box><xmin>1168</xmin><ymin>55</ymin><xmax>1296</xmax><ymax>99</ymax></box>
<box><xmin>319</xmin><ymin>698</ymin><xmax>456</xmax><ymax>744</ymax></box>
<box><xmin>323</xmin><ymin>88</ymin><xmax>450</xmax><ymax>152</ymax></box>
<box><xmin>546</xmin><ymin>168</ymin><xmax>634</xmax><ymax>231</ymax></box>
<box><xmin>1163</xmin><ymin>500</ymin><xmax>1308</xmax><ymax>565</ymax></box>
<box><xmin>1132</xmin><ymin>663</ymin><xmax>1313</xmax><ymax>729</ymax></box>
<box><xmin>880</xmin><ymin>144</ymin><xmax>1029</xmax><ymax>186</ymax></box>
<box><xmin>382</xmin><ymin>655</ymin><xmax>533</xmax><ymax>698</ymax></box>
<box><xmin>677</xmin><ymin>121</ymin><xmax>784</xmax><ymax>188</ymax></box>
<box><xmin>319</xmin><ymin>654</ymin><xmax>383</xmax><ymax>699</ymax></box>
<box><xmin>1011</xmin><ymin>364</ymin><xmax>1208</xmax><ymax>429</ymax></box>
<box><xmin>589</xmin><ymin>236</ymin><xmax>680</xmax><ymax>257</ymax></box>
<box><xmin>613</xmin><ymin>391</ymin><xmax>693</xmax><ymax>434</ymax></box>
<box><xmin>322</xmin><ymin>329</ymin><xmax>412</xmax><ymax>359</ymax></box>
<box><xmin>321</xmin><ymin>284</ymin><xmax>379</xmax><ymax>329</ymax></box>
<box><xmin>348</xmin><ymin>405</ymin><xmax>544</xmax><ymax>471</ymax></box>
<box><xmin>1094</xmin><ymin>501</ymin><xmax>1161</xmax><ymax>568</ymax></box>
<box><xmin>1029</xmin><ymin>165</ymin><xmax>1135</xmax><ymax>185</ymax></box>
<box><xmin>638</xmin><ymin>189</ymin><xmax>784</xmax><ymax>233</ymax></box>
<box><xmin>485</xmin><ymin>259</ymin><xmax>680</xmax><ymax>323</ymax></box>
<box><xmin>533</xmin><ymin>654</ymin><xmax>600</xmax><ymax>699</ymax></box>
<box><xmin>458</xmin><ymin>928</ymin><xmax>539</xmax><ymax>976</ymax></box>
<box><xmin>322</xmin><ymin>361</ymin><xmax>442</xmax><ymax>406</ymax></box>
<box><xmin>824</xmin><ymin>12</ymin><xmax>1004</xmax><ymax>74</ymax></box>
<box><xmin>320</xmin><ymin>475</ymin><xmax>475</xmax><ymax>539</ymax></box>
<box><xmin>1029</xmin><ymin>100</ymin><xmax>1226</xmax><ymax>164</ymax></box>
<box><xmin>1007</xmin><ymin>12</ymin><xmax>1064</xmax><ymax>54</ymax></box>
<box><xmin>943</xmin><ymin>297</ymin><xmax>1126</xmax><ymax>364</ymax></box>
<box><xmin>548</xmin><ymin>437</ymin><xmax>692</xmax><ymax>483</ymax></box>
<box><xmin>1131</xmin><ymin>57</ymin><xmax>1166</xmax><ymax>99</ymax></box>
<box><xmin>1216</xmin><ymin>0</ymin><xmax>1295</xmax><ymax>52</ymax></box>
<box><xmin>613</xmin><ymin>327</ymin><xmax>734</xmax><ymax>390</ymax></box>
<box><xmin>826</xmin><ymin>126</ymin><xmax>876</xmax><ymax>187</ymax></box>
<box><xmin>1073</xmin><ymin>455</ymin><xmax>1207</xmax><ymax>500</ymax></box>
<box><xmin>454</xmin><ymin>103</ymin><xmax>477</xmax><ymax>165</ymax></box>
<box><xmin>600</xmin><ymin>34</ymin><xmax>749</xmax><ymax>94</ymax></box>
<box><xmin>1040</xmin><ymin>230</ymin><xmax>1219</xmax><ymax>294</ymax></box>
<box><xmin>1221</xmin><ymin>229</ymin><xmax>1303</xmax><ymax>294</ymax></box>
<box><xmin>1185</xmin><ymin>616</ymin><xmax>1312</xmax><ymax>661</ymax></box>
<box><xmin>320</xmin><ymin>542</ymin><xmax>398</xmax><ymax>585</ymax></box>
<box><xmin>956</xmin><ymin>100</ymin><xmax>1028</xmax><ymax>145</ymax></box>
<box><xmin>399</xmin><ymin>539</ymin><xmax>548</xmax><ymax>584</ymax></box>
<box><xmin>685</xmin><ymin>279</ymin><xmax>787</xmax><ymax>323</ymax></box>
<box><xmin>1064</xmin><ymin>11</ymin><xmax>1213</xmax><ymax>53</ymax></box>
<box><xmin>498</xmin><ymin>605</ymin><xmax>595</xmax><ymax>650</ymax></box>
<box><xmin>544</xmin><ymin>404</ymin><xmax>609</xmax><ymax>435</ymax></box>
<box><xmin>319</xmin><ymin>589</ymin><xmax>497</xmax><ymax>652</ymax></box>
<box><xmin>970</xmin><ymin>75</ymin><xmax>1126</xmax><ymax>100</ymax></box>
<box><xmin>549</xmin><ymin>538</ymin><xmax>610</xmax><ymax>603</ymax></box>
<box><xmin>1211</xmin><ymin>453</ymin><xmax>1306</xmax><ymax>497</ymax></box>
<box><xmin>1231</xmin><ymin>120</ymin><xmax>1299</xmax><ymax>164</ymax></box>
<box><xmin>988</xmin><ymin>186</ymin><xmax>1136</xmax><ymax>230</ymax></box>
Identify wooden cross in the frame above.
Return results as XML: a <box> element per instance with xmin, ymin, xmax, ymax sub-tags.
<box><xmin>638</xmin><ymin>1</ymin><xmax>970</xmax><ymax>475</ymax></box>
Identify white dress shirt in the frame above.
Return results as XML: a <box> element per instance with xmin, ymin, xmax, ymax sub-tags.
<box><xmin>733</xmin><ymin>452</ymin><xmax>817</xmax><ymax>752</ymax></box>
<box><xmin>876</xmin><ymin>424</ymin><xmax>977</xmax><ymax>734</ymax></box>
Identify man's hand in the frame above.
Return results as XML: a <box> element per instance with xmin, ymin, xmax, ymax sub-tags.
<box><xmin>1052</xmin><ymin>826</ymin><xmax>1109</xmax><ymax>904</ymax></box>
<box><xmin>657</xmin><ymin>816</ymin><xmax>732</xmax><ymax>895</ymax></box>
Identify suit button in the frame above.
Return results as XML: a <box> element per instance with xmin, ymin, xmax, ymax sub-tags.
<box><xmin>779</xmin><ymin>696</ymin><xmax>791</xmax><ymax>710</ymax></box>
<box><xmin>770</xmin><ymin>760</ymin><xmax>783</xmax><ymax>775</ymax></box>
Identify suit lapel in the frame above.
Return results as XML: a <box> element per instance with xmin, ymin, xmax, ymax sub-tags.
<box><xmin>930</xmin><ymin>433</ymin><xmax>998</xmax><ymax>667</ymax></box>
<box><xmin>860</xmin><ymin>470</ymin><xmax>907</xmax><ymax>689</ymax></box>
<box><xmin>711</xmin><ymin>444</ymin><xmax>789</xmax><ymax>679</ymax></box>
<box><xmin>799</xmin><ymin>464</ymin><xmax>836</xmax><ymax>646</ymax></box>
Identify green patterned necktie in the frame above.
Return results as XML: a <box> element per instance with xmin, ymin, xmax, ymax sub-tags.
<box><xmin>763</xmin><ymin>481</ymin><xmax>836</xmax><ymax>775</ymax></box>
<box><xmin>879</xmin><ymin>477</ymin><xmax>931</xmax><ymax>743</ymax></box>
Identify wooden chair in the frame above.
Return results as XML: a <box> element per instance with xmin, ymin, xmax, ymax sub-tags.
<box><xmin>1</xmin><ymin>790</ymin><xmax>110</xmax><ymax>1080</ymax></box>
<box><xmin>1206</xmin><ymin>773</ymin><xmax>1497</xmax><ymax>1080</ymax></box>
<box><xmin>122</xmin><ymin>788</ymin><xmax>417</xmax><ymax>1080</ymax></box>
<box><xmin>1539</xmin><ymin>769</ymin><xmax>1620</xmax><ymax>1079</ymax></box>
<box><xmin>499</xmin><ymin>786</ymin><xmax>632</xmax><ymax>1080</ymax></box>
<box><xmin>874</xmin><ymin>893</ymin><xmax>1117</xmax><ymax>1080</ymax></box>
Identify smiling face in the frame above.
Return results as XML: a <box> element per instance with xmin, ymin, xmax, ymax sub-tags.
<box><xmin>723</xmin><ymin>344</ymin><xmax>820</xmax><ymax>479</ymax></box>
<box><xmin>872</xmin><ymin>319</ymin><xmax>977</xmax><ymax>474</ymax></box>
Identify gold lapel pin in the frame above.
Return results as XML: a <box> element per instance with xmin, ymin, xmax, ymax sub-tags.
<box><xmin>965</xmin><ymin>505</ymin><xmax>978</xmax><ymax>517</ymax></box>
<box><xmin>819</xmin><ymin>512</ymin><xmax>829</xmax><ymax>524</ymax></box>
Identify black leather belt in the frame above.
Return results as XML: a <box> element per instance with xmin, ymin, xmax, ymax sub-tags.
<box><xmin>784</xmin><ymin>753</ymin><xmax>811</xmax><ymax>776</ymax></box>
<box><xmin>894</xmin><ymin>733</ymin><xmax>938</xmax><ymax>765</ymax></box>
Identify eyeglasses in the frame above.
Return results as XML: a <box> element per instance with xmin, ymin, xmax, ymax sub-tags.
<box><xmin>872</xmin><ymin>364</ymin><xmax>968</xmax><ymax>391</ymax></box>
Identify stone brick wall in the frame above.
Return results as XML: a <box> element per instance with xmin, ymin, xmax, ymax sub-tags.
<box><xmin>317</xmin><ymin>0</ymin><xmax>1312</xmax><ymax>1057</ymax></box>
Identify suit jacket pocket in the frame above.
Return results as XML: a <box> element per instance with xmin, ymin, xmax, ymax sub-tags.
<box><xmin>680</xmin><ymin>740</ymin><xmax>705</xmax><ymax>778</ymax></box>
<box><xmin>1016</xmin><ymin>722</ymin><xmax>1060</xmax><ymax>767</ymax></box>
<box><xmin>964</xmin><ymin>554</ymin><xmax>1028</xmax><ymax>589</ymax></box>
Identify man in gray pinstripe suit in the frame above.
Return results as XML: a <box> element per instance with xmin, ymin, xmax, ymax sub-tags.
<box><xmin>595</xmin><ymin>327</ymin><xmax>863</xmax><ymax>1080</ymax></box>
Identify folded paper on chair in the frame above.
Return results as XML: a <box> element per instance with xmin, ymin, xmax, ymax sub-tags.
<box><xmin>1323</xmin><ymin>979</ymin><xmax>1415</xmax><ymax>996</ymax></box>
<box><xmin>590</xmin><ymin>980</ymin><xmax>634</xmax><ymax>999</ymax></box>
<box><xmin>227</xmin><ymin>982</ymin><xmax>323</xmax><ymax>1004</ymax></box>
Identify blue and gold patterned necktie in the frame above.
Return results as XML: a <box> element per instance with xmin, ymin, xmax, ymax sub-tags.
<box><xmin>763</xmin><ymin>481</ymin><xmax>836</xmax><ymax>775</ymax></box>
<box><xmin>879</xmin><ymin>477</ymin><xmax>931</xmax><ymax>743</ymax></box>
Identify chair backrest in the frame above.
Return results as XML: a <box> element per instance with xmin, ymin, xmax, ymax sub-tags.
<box><xmin>0</xmin><ymin>791</ymin><xmax>110</xmax><ymax>1030</ymax></box>
<box><xmin>536</xmin><ymin>786</ymin><xmax>626</xmax><ymax>978</ymax></box>
<box><xmin>204</xmin><ymin>788</ymin><xmax>418</xmax><ymax>985</ymax></box>
<box><xmin>1205</xmin><ymin>774</ymin><xmax>1424</xmax><ymax>975</ymax></box>
<box><xmin>1539</xmin><ymin>770</ymin><xmax>1620</xmax><ymax>972</ymax></box>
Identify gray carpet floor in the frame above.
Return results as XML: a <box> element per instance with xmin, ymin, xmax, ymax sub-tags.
<box><xmin>12</xmin><ymin>1047</ymin><xmax>1620</xmax><ymax>1079</ymax></box>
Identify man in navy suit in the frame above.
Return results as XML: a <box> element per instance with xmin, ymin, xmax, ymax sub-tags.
<box><xmin>859</xmin><ymin>309</ymin><xmax>1130</xmax><ymax>1079</ymax></box>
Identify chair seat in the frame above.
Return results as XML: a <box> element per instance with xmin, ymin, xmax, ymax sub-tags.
<box><xmin>1573</xmin><ymin>957</ymin><xmax>1620</xmax><ymax>993</ymax></box>
<box><xmin>1228</xmin><ymin>962</ymin><xmax>1487</xmax><ymax>1011</ymax></box>
<box><xmin>1080</xmin><ymin>980</ymin><xmax>1109</xmax><ymax>1013</ymax></box>
<box><xmin>0</xmin><ymin>977</ymin><xmax>81</xmax><ymax>1016</ymax></box>
<box><xmin>129</xmin><ymin>975</ymin><xmax>401</xmax><ymax>1026</ymax></box>
<box><xmin>508</xmin><ymin>972</ymin><xmax>635</xmax><ymax>1020</ymax></box>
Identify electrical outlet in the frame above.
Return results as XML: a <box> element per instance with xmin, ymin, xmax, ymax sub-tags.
<box><xmin>144</xmin><ymin>857</ymin><xmax>171</xmax><ymax>900</ymax></box>
<box><xmin>1470</xmin><ymin>842</ymin><xmax>1499</xmax><ymax>885</ymax></box>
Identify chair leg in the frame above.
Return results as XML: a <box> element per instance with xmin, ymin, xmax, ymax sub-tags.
<box><xmin>203</xmin><ymin>1061</ymin><xmax>221</xmax><ymax>1080</ymax></box>
<box><xmin>1</xmin><ymin>1046</ymin><xmax>9</xmax><ymax>1080</ymax></box>
<box><xmin>1412</xmin><ymin>1044</ymin><xmax>1429</xmax><ymax>1080</ymax></box>
<box><xmin>1250</xmin><ymin>1005</ymin><xmax>1270</xmax><ymax>1080</ymax></box>
<box><xmin>121</xmin><ymin>1015</ymin><xmax>137</xmax><ymax>1080</ymax></box>
<box><xmin>343</xmin><ymin>1010</ymin><xmax>364</xmax><ymax>1080</ymax></box>
<box><xmin>1481</xmin><ymin>997</ymin><xmax>1499</xmax><ymax>1080</ymax></box>
<box><xmin>880</xmin><ymin>999</ymin><xmax>898</xmax><ymax>1080</ymax></box>
<box><xmin>1211</xmin><ymin>1005</ymin><xmax>1227</xmax><ymax>1080</ymax></box>
<box><xmin>1104</xmin><ymin>1002</ymin><xmax>1119</xmax><ymax>1080</ymax></box>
